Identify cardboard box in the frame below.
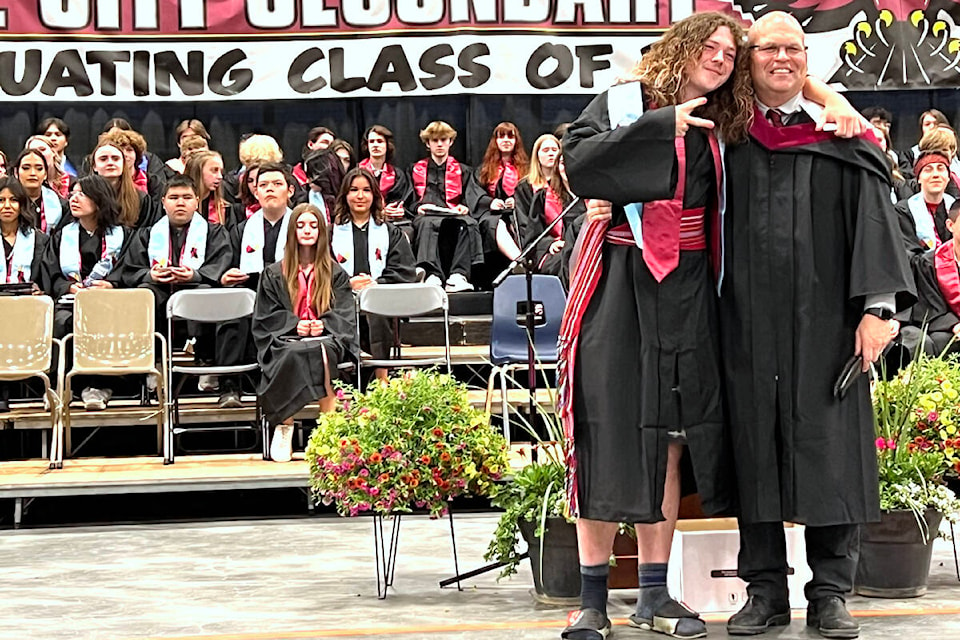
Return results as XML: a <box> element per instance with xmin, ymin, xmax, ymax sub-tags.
<box><xmin>665</xmin><ymin>518</ymin><xmax>813</xmax><ymax>612</ymax></box>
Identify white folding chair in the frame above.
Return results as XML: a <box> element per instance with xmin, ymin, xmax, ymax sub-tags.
<box><xmin>165</xmin><ymin>288</ymin><xmax>260</xmax><ymax>464</ymax></box>
<box><xmin>357</xmin><ymin>283</ymin><xmax>452</xmax><ymax>382</ymax></box>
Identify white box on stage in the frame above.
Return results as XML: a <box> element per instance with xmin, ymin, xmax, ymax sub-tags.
<box><xmin>665</xmin><ymin>518</ymin><xmax>812</xmax><ymax>613</ymax></box>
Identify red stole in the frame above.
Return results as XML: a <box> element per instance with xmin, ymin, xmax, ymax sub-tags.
<box><xmin>487</xmin><ymin>161</ymin><xmax>519</xmax><ymax>197</ymax></box>
<box><xmin>359</xmin><ymin>159</ymin><xmax>397</xmax><ymax>195</ymax></box>
<box><xmin>294</xmin><ymin>265</ymin><xmax>319</xmax><ymax>320</ymax></box>
<box><xmin>292</xmin><ymin>163</ymin><xmax>309</xmax><ymax>186</ymax></box>
<box><xmin>245</xmin><ymin>203</ymin><xmax>260</xmax><ymax>219</ymax></box>
<box><xmin>55</xmin><ymin>173</ymin><xmax>70</xmax><ymax>198</ymax></box>
<box><xmin>935</xmin><ymin>241</ymin><xmax>960</xmax><ymax>317</ymax></box>
<box><xmin>411</xmin><ymin>157</ymin><xmax>462</xmax><ymax>207</ymax></box>
<box><xmin>541</xmin><ymin>186</ymin><xmax>563</xmax><ymax>239</ymax></box>
<box><xmin>133</xmin><ymin>169</ymin><xmax>148</xmax><ymax>193</ymax></box>
<box><xmin>207</xmin><ymin>197</ymin><xmax>221</xmax><ymax>224</ymax></box>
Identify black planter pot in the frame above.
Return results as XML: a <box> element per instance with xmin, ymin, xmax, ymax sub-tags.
<box><xmin>519</xmin><ymin>516</ymin><xmax>581</xmax><ymax>604</ymax></box>
<box><xmin>854</xmin><ymin>509</ymin><xmax>944</xmax><ymax>598</ymax></box>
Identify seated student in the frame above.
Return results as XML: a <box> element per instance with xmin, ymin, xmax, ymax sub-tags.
<box><xmin>408</xmin><ymin>121</ymin><xmax>483</xmax><ymax>292</ymax></box>
<box><xmin>292</xmin><ymin>127</ymin><xmax>336</xmax><ymax>186</ymax></box>
<box><xmin>359</xmin><ymin>125</ymin><xmax>412</xmax><ymax>235</ymax></box>
<box><xmin>184</xmin><ymin>151</ymin><xmax>228</xmax><ymax>227</ymax></box>
<box><xmin>898</xmin><ymin>199</ymin><xmax>960</xmax><ymax>361</ymax></box>
<box><xmin>512</xmin><ymin>133</ymin><xmax>559</xmax><ymax>259</ymax></box>
<box><xmin>118</xmin><ymin>174</ymin><xmax>233</xmax><ymax>375</ymax></box>
<box><xmin>90</xmin><ymin>138</ymin><xmax>159</xmax><ymax>229</ymax></box>
<box><xmin>252</xmin><ymin>203</ymin><xmax>357</xmax><ymax>462</ymax></box>
<box><xmin>231</xmin><ymin>163</ymin><xmax>261</xmax><ymax>225</ymax></box>
<box><xmin>519</xmin><ymin>154</ymin><xmax>585</xmax><ymax>277</ymax></box>
<box><xmin>43</xmin><ymin>175</ymin><xmax>132</xmax><ymax>411</ymax></box>
<box><xmin>906</xmin><ymin>109</ymin><xmax>951</xmax><ymax>168</ymax></box>
<box><xmin>102</xmin><ymin>128</ymin><xmax>166</xmax><ymax>200</ymax></box>
<box><xmin>913</xmin><ymin>126</ymin><xmax>960</xmax><ymax>198</ymax></box>
<box><xmin>0</xmin><ymin>176</ymin><xmax>49</xmax><ymax>412</ymax></box>
<box><xmin>38</xmin><ymin>117</ymin><xmax>78</xmax><ymax>178</ymax></box>
<box><xmin>100</xmin><ymin>117</ymin><xmax>168</xmax><ymax>180</ymax></box>
<box><xmin>15</xmin><ymin>149</ymin><xmax>69</xmax><ymax>233</ymax></box>
<box><xmin>896</xmin><ymin>152</ymin><xmax>955</xmax><ymax>257</ymax></box>
<box><xmin>330</xmin><ymin>139</ymin><xmax>356</xmax><ymax>173</ymax></box>
<box><xmin>331</xmin><ymin>167</ymin><xmax>416</xmax><ymax>381</ymax></box>
<box><xmin>166</xmin><ymin>119</ymin><xmax>211</xmax><ymax>174</ymax></box>
<box><xmin>467</xmin><ymin>122</ymin><xmax>529</xmax><ymax>263</ymax></box>
<box><xmin>25</xmin><ymin>135</ymin><xmax>70</xmax><ymax>198</ymax></box>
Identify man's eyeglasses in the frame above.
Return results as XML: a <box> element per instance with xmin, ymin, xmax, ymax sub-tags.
<box><xmin>749</xmin><ymin>44</ymin><xmax>807</xmax><ymax>58</ymax></box>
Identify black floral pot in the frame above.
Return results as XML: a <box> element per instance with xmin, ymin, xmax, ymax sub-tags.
<box><xmin>854</xmin><ymin>509</ymin><xmax>943</xmax><ymax>598</ymax></box>
<box><xmin>519</xmin><ymin>516</ymin><xmax>581</xmax><ymax>604</ymax></box>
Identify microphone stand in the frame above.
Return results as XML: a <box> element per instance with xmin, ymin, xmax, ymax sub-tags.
<box><xmin>439</xmin><ymin>196</ymin><xmax>579</xmax><ymax>590</ymax></box>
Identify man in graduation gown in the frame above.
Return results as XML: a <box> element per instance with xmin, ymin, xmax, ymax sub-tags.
<box><xmin>895</xmin><ymin>152</ymin><xmax>955</xmax><ymax>259</ymax></box>
<box><xmin>719</xmin><ymin>13</ymin><xmax>916</xmax><ymax>639</ymax></box>
<box><xmin>899</xmin><ymin>199</ymin><xmax>960</xmax><ymax>359</ymax></box>
<box><xmin>118</xmin><ymin>174</ymin><xmax>233</xmax><ymax>401</ymax></box>
<box><xmin>407</xmin><ymin>120</ymin><xmax>484</xmax><ymax>292</ymax></box>
<box><xmin>217</xmin><ymin>162</ymin><xmax>295</xmax><ymax>406</ymax></box>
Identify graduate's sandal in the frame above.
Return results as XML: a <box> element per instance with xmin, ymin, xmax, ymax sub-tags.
<box><xmin>628</xmin><ymin>599</ymin><xmax>707</xmax><ymax>639</ymax></box>
<box><xmin>560</xmin><ymin>608</ymin><xmax>611</xmax><ymax>639</ymax></box>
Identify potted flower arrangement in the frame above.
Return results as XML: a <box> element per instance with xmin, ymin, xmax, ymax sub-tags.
<box><xmin>857</xmin><ymin>352</ymin><xmax>960</xmax><ymax>597</ymax></box>
<box><xmin>305</xmin><ymin>369</ymin><xmax>509</xmax><ymax>518</ymax></box>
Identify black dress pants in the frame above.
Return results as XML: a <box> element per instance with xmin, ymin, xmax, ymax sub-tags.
<box><xmin>737</xmin><ymin>521</ymin><xmax>860</xmax><ymax>603</ymax></box>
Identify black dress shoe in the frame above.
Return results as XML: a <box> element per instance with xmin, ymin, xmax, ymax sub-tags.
<box><xmin>807</xmin><ymin>595</ymin><xmax>859</xmax><ymax>639</ymax></box>
<box><xmin>727</xmin><ymin>595</ymin><xmax>791</xmax><ymax>635</ymax></box>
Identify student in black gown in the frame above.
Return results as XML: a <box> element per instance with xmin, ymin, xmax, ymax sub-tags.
<box><xmin>466</xmin><ymin>122</ymin><xmax>529</xmax><ymax>263</ymax></box>
<box><xmin>14</xmin><ymin>149</ymin><xmax>69</xmax><ymax>233</ymax></box>
<box><xmin>719</xmin><ymin>13</ymin><xmax>915</xmax><ymax>638</ymax></box>
<box><xmin>117</xmin><ymin>174</ymin><xmax>234</xmax><ymax>404</ymax></box>
<box><xmin>89</xmin><ymin>139</ymin><xmax>158</xmax><ymax>229</ymax></box>
<box><xmin>895</xmin><ymin>152</ymin><xmax>955</xmax><ymax>260</ymax></box>
<box><xmin>407</xmin><ymin>120</ymin><xmax>483</xmax><ymax>293</ymax></box>
<box><xmin>901</xmin><ymin>199</ymin><xmax>960</xmax><ymax>358</ymax></box>
<box><xmin>330</xmin><ymin>167</ymin><xmax>416</xmax><ymax>382</ymax></box>
<box><xmin>252</xmin><ymin>203</ymin><xmax>357</xmax><ymax>462</ymax></box>
<box><xmin>184</xmin><ymin>151</ymin><xmax>229</xmax><ymax>228</ymax></box>
<box><xmin>43</xmin><ymin>175</ymin><xmax>132</xmax><ymax>411</ymax></box>
<box><xmin>0</xmin><ymin>177</ymin><xmax>50</xmax><ymax>411</ymax></box>
<box><xmin>359</xmin><ymin>125</ymin><xmax>413</xmax><ymax>240</ymax></box>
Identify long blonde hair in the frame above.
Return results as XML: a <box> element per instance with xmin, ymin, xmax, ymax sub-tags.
<box><xmin>283</xmin><ymin>203</ymin><xmax>333</xmax><ymax>317</ymax></box>
<box><xmin>185</xmin><ymin>150</ymin><xmax>225</xmax><ymax>224</ymax></box>
<box><xmin>91</xmin><ymin>139</ymin><xmax>141</xmax><ymax>227</ymax></box>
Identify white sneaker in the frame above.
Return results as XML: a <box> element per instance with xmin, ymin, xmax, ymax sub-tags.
<box><xmin>445</xmin><ymin>273</ymin><xmax>474</xmax><ymax>292</ymax></box>
<box><xmin>81</xmin><ymin>387</ymin><xmax>112</xmax><ymax>411</ymax></box>
<box><xmin>198</xmin><ymin>375</ymin><xmax>219</xmax><ymax>392</ymax></box>
<box><xmin>183</xmin><ymin>337</ymin><xmax>196</xmax><ymax>355</ymax></box>
<box><xmin>425</xmin><ymin>274</ymin><xmax>443</xmax><ymax>287</ymax></box>
<box><xmin>270</xmin><ymin>424</ymin><xmax>294</xmax><ymax>462</ymax></box>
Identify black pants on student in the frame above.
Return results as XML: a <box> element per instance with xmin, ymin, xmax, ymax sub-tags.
<box><xmin>737</xmin><ymin>521</ymin><xmax>860</xmax><ymax>603</ymax></box>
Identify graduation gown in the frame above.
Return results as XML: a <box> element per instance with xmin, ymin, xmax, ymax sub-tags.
<box><xmin>900</xmin><ymin>246</ymin><xmax>960</xmax><ymax>357</ymax></box>
<box><xmin>119</xmin><ymin>218</ymin><xmax>233</xmax><ymax>289</ymax></box>
<box><xmin>519</xmin><ymin>184</ymin><xmax>586</xmax><ymax>276</ymax></box>
<box><xmin>43</xmin><ymin>225</ymin><xmax>131</xmax><ymax>299</ymax></box>
<box><xmin>720</xmin><ymin>110</ymin><xmax>916</xmax><ymax>527</ymax></box>
<box><xmin>466</xmin><ymin>166</ymin><xmax>519</xmax><ymax>254</ymax></box>
<box><xmin>252</xmin><ymin>261</ymin><xmax>358</xmax><ymax>425</ymax></box>
<box><xmin>560</xmin><ymin>85</ymin><xmax>731</xmax><ymax>522</ymax></box>
<box><xmin>1</xmin><ymin>229</ymin><xmax>49</xmax><ymax>287</ymax></box>
<box><xmin>333</xmin><ymin>220</ymin><xmax>416</xmax><ymax>359</ymax></box>
<box><xmin>894</xmin><ymin>195</ymin><xmax>954</xmax><ymax>258</ymax></box>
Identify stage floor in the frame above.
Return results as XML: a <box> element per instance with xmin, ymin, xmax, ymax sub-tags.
<box><xmin>0</xmin><ymin>514</ymin><xmax>957</xmax><ymax>640</ymax></box>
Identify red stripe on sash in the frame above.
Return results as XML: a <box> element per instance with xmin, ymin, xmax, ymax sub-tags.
<box><xmin>935</xmin><ymin>241</ymin><xmax>960</xmax><ymax>318</ymax></box>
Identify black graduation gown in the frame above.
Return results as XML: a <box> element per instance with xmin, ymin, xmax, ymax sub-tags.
<box><xmin>466</xmin><ymin>168</ymin><xmax>517</xmax><ymax>254</ymax></box>
<box><xmin>900</xmin><ymin>249</ymin><xmax>960</xmax><ymax>357</ymax></box>
<box><xmin>520</xmin><ymin>186</ymin><xmax>586</xmax><ymax>276</ymax></box>
<box><xmin>894</xmin><ymin>197</ymin><xmax>952</xmax><ymax>259</ymax></box>
<box><xmin>252</xmin><ymin>261</ymin><xmax>358</xmax><ymax>425</ymax></box>
<box><xmin>562</xmin><ymin>88</ymin><xmax>731</xmax><ymax>523</ymax></box>
<box><xmin>720</xmin><ymin>115</ymin><xmax>916</xmax><ymax>527</ymax></box>
<box><xmin>26</xmin><ymin>193</ymin><xmax>70</xmax><ymax>233</ymax></box>
<box><xmin>119</xmin><ymin>221</ymin><xmax>233</xmax><ymax>289</ymax></box>
<box><xmin>341</xmin><ymin>221</ymin><xmax>416</xmax><ymax>359</ymax></box>
<box><xmin>1</xmin><ymin>230</ymin><xmax>49</xmax><ymax>287</ymax></box>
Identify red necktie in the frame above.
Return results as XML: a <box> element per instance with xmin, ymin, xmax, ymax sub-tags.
<box><xmin>767</xmin><ymin>109</ymin><xmax>785</xmax><ymax>127</ymax></box>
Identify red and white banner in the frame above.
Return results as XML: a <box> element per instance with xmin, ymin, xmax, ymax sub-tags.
<box><xmin>0</xmin><ymin>0</ymin><xmax>956</xmax><ymax>101</ymax></box>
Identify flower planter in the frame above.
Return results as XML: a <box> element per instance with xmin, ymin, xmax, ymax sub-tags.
<box><xmin>854</xmin><ymin>509</ymin><xmax>943</xmax><ymax>598</ymax></box>
<box><xmin>519</xmin><ymin>517</ymin><xmax>581</xmax><ymax>604</ymax></box>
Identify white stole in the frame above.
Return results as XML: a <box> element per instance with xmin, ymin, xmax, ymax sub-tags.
<box><xmin>239</xmin><ymin>208</ymin><xmax>290</xmax><ymax>274</ymax></box>
<box><xmin>331</xmin><ymin>220</ymin><xmax>390</xmax><ymax>280</ymax></box>
<box><xmin>147</xmin><ymin>213</ymin><xmax>208</xmax><ymax>270</ymax></box>
<box><xmin>59</xmin><ymin>222</ymin><xmax>124</xmax><ymax>282</ymax></box>
<box><xmin>907</xmin><ymin>192</ymin><xmax>955</xmax><ymax>250</ymax></box>
<box><xmin>0</xmin><ymin>228</ymin><xmax>36</xmax><ymax>283</ymax></box>
<box><xmin>308</xmin><ymin>190</ymin><xmax>329</xmax><ymax>223</ymax></box>
<box><xmin>40</xmin><ymin>186</ymin><xmax>63</xmax><ymax>231</ymax></box>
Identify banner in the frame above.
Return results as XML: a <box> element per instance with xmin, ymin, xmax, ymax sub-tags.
<box><xmin>0</xmin><ymin>0</ymin><xmax>957</xmax><ymax>101</ymax></box>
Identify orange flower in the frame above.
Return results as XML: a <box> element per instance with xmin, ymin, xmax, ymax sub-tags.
<box><xmin>420</xmin><ymin>455</ymin><xmax>431</xmax><ymax>465</ymax></box>
<box><xmin>378</xmin><ymin>473</ymin><xmax>391</xmax><ymax>482</ymax></box>
<box><xmin>432</xmin><ymin>428</ymin><xmax>444</xmax><ymax>437</ymax></box>
<box><xmin>369</xmin><ymin>452</ymin><xmax>383</xmax><ymax>464</ymax></box>
<box><xmin>440</xmin><ymin>452</ymin><xmax>451</xmax><ymax>462</ymax></box>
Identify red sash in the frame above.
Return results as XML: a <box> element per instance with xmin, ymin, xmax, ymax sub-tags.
<box><xmin>57</xmin><ymin>173</ymin><xmax>70</xmax><ymax>198</ymax></box>
<box><xmin>292</xmin><ymin>163</ymin><xmax>309</xmax><ymax>186</ymax></box>
<box><xmin>359</xmin><ymin>159</ymin><xmax>397</xmax><ymax>195</ymax></box>
<box><xmin>935</xmin><ymin>241</ymin><xmax>960</xmax><ymax>317</ymax></box>
<box><xmin>245</xmin><ymin>204</ymin><xmax>260</xmax><ymax>219</ymax></box>
<box><xmin>294</xmin><ymin>265</ymin><xmax>319</xmax><ymax>320</ymax></box>
<box><xmin>542</xmin><ymin>187</ymin><xmax>563</xmax><ymax>239</ymax></box>
<box><xmin>207</xmin><ymin>197</ymin><xmax>221</xmax><ymax>224</ymax></box>
<box><xmin>37</xmin><ymin>197</ymin><xmax>47</xmax><ymax>234</ymax></box>
<box><xmin>411</xmin><ymin>157</ymin><xmax>462</xmax><ymax>207</ymax></box>
<box><xmin>133</xmin><ymin>169</ymin><xmax>148</xmax><ymax>194</ymax></box>
<box><xmin>487</xmin><ymin>161</ymin><xmax>519</xmax><ymax>197</ymax></box>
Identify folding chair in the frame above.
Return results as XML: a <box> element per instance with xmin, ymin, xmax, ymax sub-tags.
<box><xmin>58</xmin><ymin>288</ymin><xmax>168</xmax><ymax>468</ymax></box>
<box><xmin>0</xmin><ymin>295</ymin><xmax>62</xmax><ymax>468</ymax></box>
<box><xmin>485</xmin><ymin>274</ymin><xmax>566</xmax><ymax>444</ymax></box>
<box><xmin>165</xmin><ymin>288</ymin><xmax>260</xmax><ymax>464</ymax></box>
<box><xmin>357</xmin><ymin>283</ymin><xmax>452</xmax><ymax>382</ymax></box>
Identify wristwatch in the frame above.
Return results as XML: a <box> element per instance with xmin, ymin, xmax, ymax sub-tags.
<box><xmin>863</xmin><ymin>307</ymin><xmax>894</xmax><ymax>321</ymax></box>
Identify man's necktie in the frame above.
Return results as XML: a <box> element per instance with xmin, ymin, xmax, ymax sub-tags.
<box><xmin>767</xmin><ymin>109</ymin><xmax>785</xmax><ymax>127</ymax></box>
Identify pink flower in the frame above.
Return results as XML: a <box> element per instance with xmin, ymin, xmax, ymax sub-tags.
<box><xmin>927</xmin><ymin>411</ymin><xmax>939</xmax><ymax>423</ymax></box>
<box><xmin>335</xmin><ymin>388</ymin><xmax>345</xmax><ymax>400</ymax></box>
<box><xmin>875</xmin><ymin>437</ymin><xmax>887</xmax><ymax>450</ymax></box>
<box><xmin>886</xmin><ymin>438</ymin><xmax>896</xmax><ymax>450</ymax></box>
